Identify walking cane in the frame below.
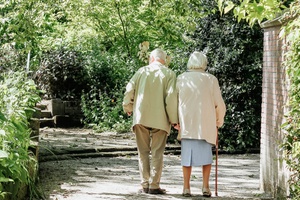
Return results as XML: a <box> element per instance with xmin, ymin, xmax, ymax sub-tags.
<box><xmin>215</xmin><ymin>129</ymin><xmax>218</xmax><ymax>196</ymax></box>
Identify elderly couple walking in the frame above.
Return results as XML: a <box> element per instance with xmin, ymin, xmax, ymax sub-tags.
<box><xmin>122</xmin><ymin>48</ymin><xmax>226</xmax><ymax>197</ymax></box>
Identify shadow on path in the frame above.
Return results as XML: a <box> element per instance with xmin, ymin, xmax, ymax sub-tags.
<box><xmin>38</xmin><ymin>128</ymin><xmax>264</xmax><ymax>200</ymax></box>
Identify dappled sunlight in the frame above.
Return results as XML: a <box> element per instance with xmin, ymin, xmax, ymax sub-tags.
<box><xmin>38</xmin><ymin>129</ymin><xmax>261</xmax><ymax>199</ymax></box>
<box><xmin>39</xmin><ymin>154</ymin><xmax>260</xmax><ymax>200</ymax></box>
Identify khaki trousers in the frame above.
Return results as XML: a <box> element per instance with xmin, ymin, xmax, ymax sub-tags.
<box><xmin>133</xmin><ymin>124</ymin><xmax>168</xmax><ymax>189</ymax></box>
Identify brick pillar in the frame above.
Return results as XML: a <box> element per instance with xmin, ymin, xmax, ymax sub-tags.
<box><xmin>260</xmin><ymin>19</ymin><xmax>289</xmax><ymax>198</ymax></box>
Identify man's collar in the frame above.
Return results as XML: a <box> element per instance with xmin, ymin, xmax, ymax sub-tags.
<box><xmin>150</xmin><ymin>61</ymin><xmax>165</xmax><ymax>67</ymax></box>
<box><xmin>187</xmin><ymin>69</ymin><xmax>205</xmax><ymax>72</ymax></box>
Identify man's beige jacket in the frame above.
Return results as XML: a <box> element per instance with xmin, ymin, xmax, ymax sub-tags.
<box><xmin>123</xmin><ymin>61</ymin><xmax>178</xmax><ymax>134</ymax></box>
<box><xmin>176</xmin><ymin>69</ymin><xmax>226</xmax><ymax>145</ymax></box>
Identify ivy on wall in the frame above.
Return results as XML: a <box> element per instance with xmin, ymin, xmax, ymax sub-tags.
<box><xmin>281</xmin><ymin>1</ymin><xmax>300</xmax><ymax>198</ymax></box>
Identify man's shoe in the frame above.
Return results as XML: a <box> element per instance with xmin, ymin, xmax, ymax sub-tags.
<box><xmin>138</xmin><ymin>188</ymin><xmax>149</xmax><ymax>194</ymax></box>
<box><xmin>148</xmin><ymin>188</ymin><xmax>166</xmax><ymax>194</ymax></box>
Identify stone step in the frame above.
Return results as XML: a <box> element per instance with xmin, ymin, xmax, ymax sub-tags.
<box><xmin>39</xmin><ymin>118</ymin><xmax>55</xmax><ymax>128</ymax></box>
<box><xmin>41</xmin><ymin>110</ymin><xmax>52</xmax><ymax>118</ymax></box>
<box><xmin>36</xmin><ymin>100</ymin><xmax>49</xmax><ymax>110</ymax></box>
<box><xmin>32</xmin><ymin>108</ymin><xmax>41</xmax><ymax>118</ymax></box>
<box><xmin>39</xmin><ymin>115</ymin><xmax>83</xmax><ymax>128</ymax></box>
<box><xmin>29</xmin><ymin>140</ymin><xmax>39</xmax><ymax>160</ymax></box>
<box><xmin>54</xmin><ymin>115</ymin><xmax>83</xmax><ymax>128</ymax></box>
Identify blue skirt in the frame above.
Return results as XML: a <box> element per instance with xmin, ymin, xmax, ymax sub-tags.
<box><xmin>181</xmin><ymin>139</ymin><xmax>213</xmax><ymax>167</ymax></box>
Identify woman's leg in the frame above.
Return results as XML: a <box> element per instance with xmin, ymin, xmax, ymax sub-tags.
<box><xmin>182</xmin><ymin>166</ymin><xmax>192</xmax><ymax>190</ymax></box>
<box><xmin>202</xmin><ymin>164</ymin><xmax>211</xmax><ymax>189</ymax></box>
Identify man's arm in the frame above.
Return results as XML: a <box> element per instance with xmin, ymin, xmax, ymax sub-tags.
<box><xmin>123</xmin><ymin>70</ymin><xmax>141</xmax><ymax>115</ymax></box>
<box><xmin>165</xmin><ymin>72</ymin><xmax>178</xmax><ymax>124</ymax></box>
<box><xmin>123</xmin><ymin>79</ymin><xmax>135</xmax><ymax>115</ymax></box>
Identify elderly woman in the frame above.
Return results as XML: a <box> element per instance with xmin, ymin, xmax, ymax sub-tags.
<box><xmin>175</xmin><ymin>51</ymin><xmax>226</xmax><ymax>197</ymax></box>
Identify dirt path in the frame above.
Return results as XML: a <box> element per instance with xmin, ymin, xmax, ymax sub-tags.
<box><xmin>37</xmin><ymin>128</ymin><xmax>265</xmax><ymax>200</ymax></box>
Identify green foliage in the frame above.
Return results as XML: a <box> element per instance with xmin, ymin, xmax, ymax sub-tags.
<box><xmin>53</xmin><ymin>0</ymin><xmax>199</xmax><ymax>58</ymax></box>
<box><xmin>81</xmin><ymin>51</ymin><xmax>136</xmax><ymax>133</ymax></box>
<box><xmin>0</xmin><ymin>44</ymin><xmax>26</xmax><ymax>72</ymax></box>
<box><xmin>81</xmin><ymin>87</ymin><xmax>132</xmax><ymax>133</ymax></box>
<box><xmin>187</xmin><ymin>0</ymin><xmax>263</xmax><ymax>151</ymax></box>
<box><xmin>0</xmin><ymin>0</ymin><xmax>63</xmax><ymax>71</ymax></box>
<box><xmin>217</xmin><ymin>0</ymin><xmax>289</xmax><ymax>26</ymax></box>
<box><xmin>280</xmin><ymin>1</ymin><xmax>300</xmax><ymax>198</ymax></box>
<box><xmin>34</xmin><ymin>47</ymin><xmax>88</xmax><ymax>100</ymax></box>
<box><xmin>0</xmin><ymin>71</ymin><xmax>42</xmax><ymax>199</ymax></box>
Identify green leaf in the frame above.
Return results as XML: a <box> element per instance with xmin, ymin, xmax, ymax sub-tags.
<box><xmin>0</xmin><ymin>130</ymin><xmax>5</xmax><ymax>136</ymax></box>
<box><xmin>218</xmin><ymin>0</ymin><xmax>225</xmax><ymax>15</ymax></box>
<box><xmin>0</xmin><ymin>150</ymin><xmax>8</xmax><ymax>159</ymax></box>
<box><xmin>292</xmin><ymin>142</ymin><xmax>300</xmax><ymax>158</ymax></box>
<box><xmin>0</xmin><ymin>177</ymin><xmax>13</xmax><ymax>183</ymax></box>
<box><xmin>0</xmin><ymin>112</ymin><xmax>7</xmax><ymax>121</ymax></box>
<box><xmin>224</xmin><ymin>1</ymin><xmax>235</xmax><ymax>14</ymax></box>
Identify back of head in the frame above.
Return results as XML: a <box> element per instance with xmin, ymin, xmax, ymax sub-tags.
<box><xmin>150</xmin><ymin>48</ymin><xmax>167</xmax><ymax>62</ymax></box>
<box><xmin>187</xmin><ymin>51</ymin><xmax>208</xmax><ymax>70</ymax></box>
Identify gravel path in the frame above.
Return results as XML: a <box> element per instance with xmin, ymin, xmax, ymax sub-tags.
<box><xmin>37</xmin><ymin>128</ymin><xmax>265</xmax><ymax>200</ymax></box>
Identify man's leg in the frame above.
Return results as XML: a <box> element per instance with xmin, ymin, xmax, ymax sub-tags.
<box><xmin>149</xmin><ymin>128</ymin><xmax>168</xmax><ymax>189</ymax></box>
<box><xmin>134</xmin><ymin>124</ymin><xmax>151</xmax><ymax>189</ymax></box>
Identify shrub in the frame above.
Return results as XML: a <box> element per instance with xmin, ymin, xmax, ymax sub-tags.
<box><xmin>81</xmin><ymin>51</ymin><xmax>136</xmax><ymax>133</ymax></box>
<box><xmin>0</xmin><ymin>71</ymin><xmax>42</xmax><ymax>199</ymax></box>
<box><xmin>34</xmin><ymin>47</ymin><xmax>88</xmax><ymax>100</ymax></box>
<box><xmin>0</xmin><ymin>44</ymin><xmax>26</xmax><ymax>73</ymax></box>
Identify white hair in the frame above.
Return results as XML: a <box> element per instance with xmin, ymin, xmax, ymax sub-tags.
<box><xmin>150</xmin><ymin>48</ymin><xmax>167</xmax><ymax>61</ymax></box>
<box><xmin>187</xmin><ymin>51</ymin><xmax>208</xmax><ymax>70</ymax></box>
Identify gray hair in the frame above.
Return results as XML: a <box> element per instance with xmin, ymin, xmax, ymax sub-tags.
<box><xmin>187</xmin><ymin>51</ymin><xmax>208</xmax><ymax>70</ymax></box>
<box><xmin>150</xmin><ymin>48</ymin><xmax>167</xmax><ymax>61</ymax></box>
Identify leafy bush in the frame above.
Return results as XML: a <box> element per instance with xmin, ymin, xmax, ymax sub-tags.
<box><xmin>186</xmin><ymin>0</ymin><xmax>263</xmax><ymax>151</ymax></box>
<box><xmin>81</xmin><ymin>51</ymin><xmax>136</xmax><ymax>133</ymax></box>
<box><xmin>34</xmin><ymin>47</ymin><xmax>88</xmax><ymax>100</ymax></box>
<box><xmin>81</xmin><ymin>87</ymin><xmax>132</xmax><ymax>133</ymax></box>
<box><xmin>0</xmin><ymin>44</ymin><xmax>26</xmax><ymax>73</ymax></box>
<box><xmin>0</xmin><ymin>71</ymin><xmax>42</xmax><ymax>199</ymax></box>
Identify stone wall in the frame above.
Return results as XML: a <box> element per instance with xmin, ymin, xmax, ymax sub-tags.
<box><xmin>260</xmin><ymin>18</ymin><xmax>289</xmax><ymax>198</ymax></box>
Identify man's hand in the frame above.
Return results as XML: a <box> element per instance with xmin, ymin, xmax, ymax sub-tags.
<box><xmin>172</xmin><ymin>124</ymin><xmax>180</xmax><ymax>131</ymax></box>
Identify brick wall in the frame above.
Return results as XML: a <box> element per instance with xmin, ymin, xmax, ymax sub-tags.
<box><xmin>260</xmin><ymin>19</ymin><xmax>289</xmax><ymax>198</ymax></box>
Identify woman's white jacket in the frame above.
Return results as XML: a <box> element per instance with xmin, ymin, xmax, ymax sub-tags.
<box><xmin>176</xmin><ymin>69</ymin><xmax>226</xmax><ymax>145</ymax></box>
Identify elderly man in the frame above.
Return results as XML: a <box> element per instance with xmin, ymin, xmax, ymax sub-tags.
<box><xmin>123</xmin><ymin>48</ymin><xmax>178</xmax><ymax>195</ymax></box>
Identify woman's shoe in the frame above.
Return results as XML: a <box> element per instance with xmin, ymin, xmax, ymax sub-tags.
<box><xmin>202</xmin><ymin>188</ymin><xmax>211</xmax><ymax>197</ymax></box>
<box><xmin>182</xmin><ymin>188</ymin><xmax>192</xmax><ymax>197</ymax></box>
